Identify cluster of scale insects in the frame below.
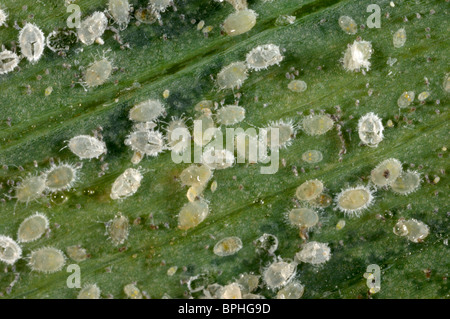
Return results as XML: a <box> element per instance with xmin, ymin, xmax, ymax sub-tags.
<box><xmin>0</xmin><ymin>0</ymin><xmax>446</xmax><ymax>299</ymax></box>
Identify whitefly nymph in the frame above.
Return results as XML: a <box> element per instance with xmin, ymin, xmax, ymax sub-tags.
<box><xmin>216</xmin><ymin>61</ymin><xmax>248</xmax><ymax>90</ymax></box>
<box><xmin>178</xmin><ymin>199</ymin><xmax>210</xmax><ymax>230</ymax></box>
<box><xmin>77</xmin><ymin>12</ymin><xmax>108</xmax><ymax>45</ymax></box>
<box><xmin>287</xmin><ymin>207</ymin><xmax>319</xmax><ymax>229</ymax></box>
<box><xmin>295</xmin><ymin>241</ymin><xmax>331</xmax><ymax>265</ymax></box>
<box><xmin>179</xmin><ymin>164</ymin><xmax>212</xmax><ymax>187</ymax></box>
<box><xmin>223</xmin><ymin>9</ymin><xmax>257</xmax><ymax>36</ymax></box>
<box><xmin>246</xmin><ymin>44</ymin><xmax>283</xmax><ymax>71</ymax></box>
<box><xmin>68</xmin><ymin>135</ymin><xmax>107</xmax><ymax>160</ymax></box>
<box><xmin>393</xmin><ymin>28</ymin><xmax>407</xmax><ymax>48</ymax></box>
<box><xmin>393</xmin><ymin>218</ymin><xmax>429</xmax><ymax>243</ymax></box>
<box><xmin>15</xmin><ymin>175</ymin><xmax>46</xmax><ymax>204</ymax></box>
<box><xmin>28</xmin><ymin>247</ymin><xmax>66</xmax><ymax>273</ymax></box>
<box><xmin>335</xmin><ymin>185</ymin><xmax>374</xmax><ymax>216</ymax></box>
<box><xmin>17</xmin><ymin>212</ymin><xmax>49</xmax><ymax>243</ymax></box>
<box><xmin>19</xmin><ymin>23</ymin><xmax>45</xmax><ymax>63</ymax></box>
<box><xmin>124</xmin><ymin>129</ymin><xmax>165</xmax><ymax>157</ymax></box>
<box><xmin>0</xmin><ymin>49</ymin><xmax>20</xmax><ymax>75</ymax></box>
<box><xmin>166</xmin><ymin>117</ymin><xmax>189</xmax><ymax>154</ymax></box>
<box><xmin>201</xmin><ymin>147</ymin><xmax>235</xmax><ymax>170</ymax></box>
<box><xmin>288</xmin><ymin>80</ymin><xmax>307</xmax><ymax>93</ymax></box>
<box><xmin>338</xmin><ymin>16</ymin><xmax>357</xmax><ymax>35</ymax></box>
<box><xmin>391</xmin><ymin>170</ymin><xmax>421</xmax><ymax>195</ymax></box>
<box><xmin>342</xmin><ymin>40</ymin><xmax>373</xmax><ymax>72</ymax></box>
<box><xmin>129</xmin><ymin>99</ymin><xmax>166</xmax><ymax>122</ymax></box>
<box><xmin>213</xmin><ymin>236</ymin><xmax>243</xmax><ymax>256</ymax></box>
<box><xmin>46</xmin><ymin>29</ymin><xmax>78</xmax><ymax>53</ymax></box>
<box><xmin>370</xmin><ymin>158</ymin><xmax>402</xmax><ymax>187</ymax></box>
<box><xmin>84</xmin><ymin>57</ymin><xmax>113</xmax><ymax>88</ymax></box>
<box><xmin>262</xmin><ymin>119</ymin><xmax>296</xmax><ymax>149</ymax></box>
<box><xmin>295</xmin><ymin>179</ymin><xmax>324</xmax><ymax>201</ymax></box>
<box><xmin>44</xmin><ymin>163</ymin><xmax>79</xmax><ymax>192</ymax></box>
<box><xmin>358</xmin><ymin>112</ymin><xmax>384</xmax><ymax>147</ymax></box>
<box><xmin>0</xmin><ymin>7</ymin><xmax>7</xmax><ymax>27</ymax></box>
<box><xmin>262</xmin><ymin>259</ymin><xmax>296</xmax><ymax>290</ymax></box>
<box><xmin>107</xmin><ymin>0</ymin><xmax>132</xmax><ymax>30</ymax></box>
<box><xmin>107</xmin><ymin>214</ymin><xmax>129</xmax><ymax>246</ymax></box>
<box><xmin>301</xmin><ymin>114</ymin><xmax>334</xmax><ymax>136</ymax></box>
<box><xmin>193</xmin><ymin>113</ymin><xmax>217</xmax><ymax>147</ymax></box>
<box><xmin>276</xmin><ymin>280</ymin><xmax>305</xmax><ymax>299</ymax></box>
<box><xmin>149</xmin><ymin>0</ymin><xmax>172</xmax><ymax>12</ymax></box>
<box><xmin>216</xmin><ymin>105</ymin><xmax>246</xmax><ymax>125</ymax></box>
<box><xmin>78</xmin><ymin>284</ymin><xmax>101</xmax><ymax>299</ymax></box>
<box><xmin>110</xmin><ymin>168</ymin><xmax>143</xmax><ymax>200</ymax></box>
<box><xmin>0</xmin><ymin>235</ymin><xmax>22</xmax><ymax>265</ymax></box>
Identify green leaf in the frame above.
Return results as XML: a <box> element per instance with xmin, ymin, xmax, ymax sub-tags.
<box><xmin>0</xmin><ymin>0</ymin><xmax>448</xmax><ymax>299</ymax></box>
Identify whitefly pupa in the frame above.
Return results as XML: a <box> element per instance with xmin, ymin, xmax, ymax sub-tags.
<box><xmin>335</xmin><ymin>185</ymin><xmax>374</xmax><ymax>216</ymax></box>
<box><xmin>217</xmin><ymin>61</ymin><xmax>248</xmax><ymax>90</ymax></box>
<box><xmin>108</xmin><ymin>0</ymin><xmax>132</xmax><ymax>30</ymax></box>
<box><xmin>295</xmin><ymin>179</ymin><xmax>323</xmax><ymax>201</ymax></box>
<box><xmin>0</xmin><ymin>49</ymin><xmax>20</xmax><ymax>75</ymax></box>
<box><xmin>0</xmin><ymin>235</ymin><xmax>22</xmax><ymax>265</ymax></box>
<box><xmin>28</xmin><ymin>246</ymin><xmax>66</xmax><ymax>273</ymax></box>
<box><xmin>124</xmin><ymin>283</ymin><xmax>143</xmax><ymax>299</ymax></box>
<box><xmin>124</xmin><ymin>129</ymin><xmax>165</xmax><ymax>158</ymax></box>
<box><xmin>201</xmin><ymin>147</ymin><xmax>235</xmax><ymax>170</ymax></box>
<box><xmin>246</xmin><ymin>44</ymin><xmax>283</xmax><ymax>71</ymax></box>
<box><xmin>223</xmin><ymin>9</ymin><xmax>257</xmax><ymax>36</ymax></box>
<box><xmin>342</xmin><ymin>40</ymin><xmax>373</xmax><ymax>72</ymax></box>
<box><xmin>262</xmin><ymin>119</ymin><xmax>296</xmax><ymax>149</ymax></box>
<box><xmin>397</xmin><ymin>91</ymin><xmax>415</xmax><ymax>108</ymax></box>
<box><xmin>216</xmin><ymin>105</ymin><xmax>246</xmax><ymax>125</ymax></box>
<box><xmin>78</xmin><ymin>284</ymin><xmax>101</xmax><ymax>299</ymax></box>
<box><xmin>179</xmin><ymin>164</ymin><xmax>212</xmax><ymax>187</ymax></box>
<box><xmin>295</xmin><ymin>241</ymin><xmax>331</xmax><ymax>265</ymax></box>
<box><xmin>129</xmin><ymin>99</ymin><xmax>166</xmax><ymax>122</ymax></box>
<box><xmin>178</xmin><ymin>199</ymin><xmax>210</xmax><ymax>230</ymax></box>
<box><xmin>216</xmin><ymin>283</ymin><xmax>242</xmax><ymax>299</ymax></box>
<box><xmin>83</xmin><ymin>57</ymin><xmax>113</xmax><ymax>88</ymax></box>
<box><xmin>301</xmin><ymin>114</ymin><xmax>334</xmax><ymax>136</ymax></box>
<box><xmin>0</xmin><ymin>7</ymin><xmax>7</xmax><ymax>27</ymax></box>
<box><xmin>288</xmin><ymin>207</ymin><xmax>319</xmax><ymax>229</ymax></box>
<box><xmin>262</xmin><ymin>259</ymin><xmax>296</xmax><ymax>290</ymax></box>
<box><xmin>44</xmin><ymin>163</ymin><xmax>79</xmax><ymax>192</ymax></box>
<box><xmin>77</xmin><ymin>12</ymin><xmax>108</xmax><ymax>45</ymax></box>
<box><xmin>193</xmin><ymin>113</ymin><xmax>217</xmax><ymax>147</ymax></box>
<box><xmin>391</xmin><ymin>170</ymin><xmax>421</xmax><ymax>195</ymax></box>
<box><xmin>19</xmin><ymin>23</ymin><xmax>45</xmax><ymax>63</ymax></box>
<box><xmin>338</xmin><ymin>16</ymin><xmax>357</xmax><ymax>35</ymax></box>
<box><xmin>370</xmin><ymin>158</ymin><xmax>402</xmax><ymax>187</ymax></box>
<box><xmin>149</xmin><ymin>0</ymin><xmax>172</xmax><ymax>12</ymax></box>
<box><xmin>288</xmin><ymin>80</ymin><xmax>307</xmax><ymax>93</ymax></box>
<box><xmin>166</xmin><ymin>117</ymin><xmax>189</xmax><ymax>154</ymax></box>
<box><xmin>15</xmin><ymin>174</ymin><xmax>46</xmax><ymax>204</ymax></box>
<box><xmin>107</xmin><ymin>214</ymin><xmax>129</xmax><ymax>245</ymax></box>
<box><xmin>68</xmin><ymin>135</ymin><xmax>107</xmax><ymax>160</ymax></box>
<box><xmin>358</xmin><ymin>112</ymin><xmax>384</xmax><ymax>147</ymax></box>
<box><xmin>110</xmin><ymin>168</ymin><xmax>143</xmax><ymax>200</ymax></box>
<box><xmin>46</xmin><ymin>29</ymin><xmax>78</xmax><ymax>53</ymax></box>
<box><xmin>393</xmin><ymin>28</ymin><xmax>406</xmax><ymax>48</ymax></box>
<box><xmin>393</xmin><ymin>218</ymin><xmax>429</xmax><ymax>243</ymax></box>
<box><xmin>301</xmin><ymin>150</ymin><xmax>323</xmax><ymax>164</ymax></box>
<box><xmin>213</xmin><ymin>237</ymin><xmax>243</xmax><ymax>256</ymax></box>
<box><xmin>17</xmin><ymin>212</ymin><xmax>49</xmax><ymax>243</ymax></box>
